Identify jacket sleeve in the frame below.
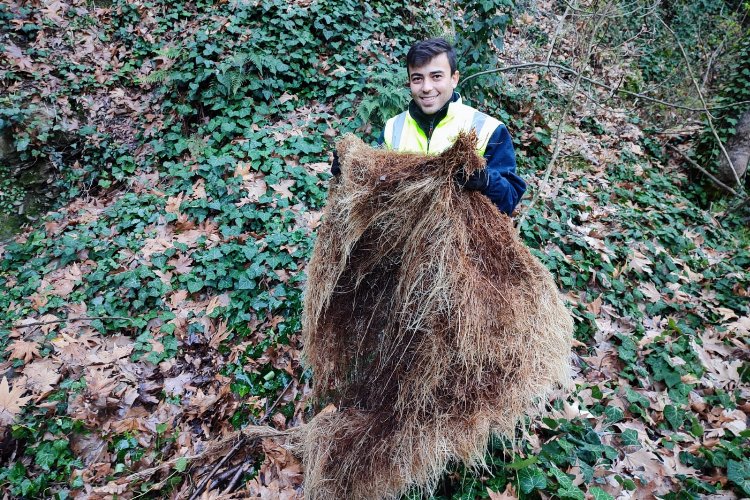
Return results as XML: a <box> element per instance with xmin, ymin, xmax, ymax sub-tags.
<box><xmin>482</xmin><ymin>124</ymin><xmax>526</xmax><ymax>215</ymax></box>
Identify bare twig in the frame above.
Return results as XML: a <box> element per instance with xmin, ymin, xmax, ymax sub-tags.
<box><xmin>13</xmin><ymin>316</ymin><xmax>134</xmax><ymax>328</ymax></box>
<box><xmin>124</xmin><ymin>426</ymin><xmax>290</xmax><ymax>483</ymax></box>
<box><xmin>188</xmin><ymin>377</ymin><xmax>297</xmax><ymax>499</ymax></box>
<box><xmin>560</xmin><ymin>0</ymin><xmax>658</xmax><ymax>19</ymax></box>
<box><xmin>728</xmin><ymin>196</ymin><xmax>750</xmax><ymax>215</ymax></box>
<box><xmin>703</xmin><ymin>1</ymin><xmax>750</xmax><ymax>90</ymax></box>
<box><xmin>460</xmin><ymin>62</ymin><xmax>750</xmax><ymax>113</ymax></box>
<box><xmin>657</xmin><ymin>16</ymin><xmax>741</xmax><ymax>187</ymax></box>
<box><xmin>701</xmin><ymin>38</ymin><xmax>726</xmax><ymax>91</ymax></box>
<box><xmin>546</xmin><ymin>0</ymin><xmax>574</xmax><ymax>64</ymax></box>
<box><xmin>221</xmin><ymin>464</ymin><xmax>253</xmax><ymax>496</ymax></box>
<box><xmin>519</xmin><ymin>1</ymin><xmax>614</xmax><ymax>226</ymax></box>
<box><xmin>210</xmin><ymin>462</ymin><xmax>244</xmax><ymax>489</ymax></box>
<box><xmin>666</xmin><ymin>144</ymin><xmax>740</xmax><ymax>196</ymax></box>
<box><xmin>188</xmin><ymin>437</ymin><xmax>247</xmax><ymax>500</ymax></box>
<box><xmin>260</xmin><ymin>376</ymin><xmax>296</xmax><ymax>423</ymax></box>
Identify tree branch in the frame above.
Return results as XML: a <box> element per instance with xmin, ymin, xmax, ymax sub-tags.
<box><xmin>188</xmin><ymin>437</ymin><xmax>246</xmax><ymax>500</ymax></box>
<box><xmin>657</xmin><ymin>16</ymin><xmax>741</xmax><ymax>186</ymax></box>
<box><xmin>666</xmin><ymin>144</ymin><xmax>740</xmax><ymax>196</ymax></box>
<box><xmin>13</xmin><ymin>316</ymin><xmax>135</xmax><ymax>328</ymax></box>
<box><xmin>519</xmin><ymin>0</ymin><xmax>614</xmax><ymax>227</ymax></box>
<box><xmin>460</xmin><ymin>62</ymin><xmax>750</xmax><ymax>113</ymax></box>
<box><xmin>546</xmin><ymin>0</ymin><xmax>574</xmax><ymax>64</ymax></box>
<box><xmin>221</xmin><ymin>463</ymin><xmax>252</xmax><ymax>496</ymax></box>
<box><xmin>187</xmin><ymin>377</ymin><xmax>297</xmax><ymax>499</ymax></box>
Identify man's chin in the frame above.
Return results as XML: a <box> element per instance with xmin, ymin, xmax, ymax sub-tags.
<box><xmin>417</xmin><ymin>102</ymin><xmax>437</xmax><ymax>114</ymax></box>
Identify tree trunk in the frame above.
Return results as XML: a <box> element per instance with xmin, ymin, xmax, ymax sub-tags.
<box><xmin>0</xmin><ymin>132</ymin><xmax>13</xmax><ymax>163</ymax></box>
<box><xmin>719</xmin><ymin>108</ymin><xmax>750</xmax><ymax>184</ymax></box>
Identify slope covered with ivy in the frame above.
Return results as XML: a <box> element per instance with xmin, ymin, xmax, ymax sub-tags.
<box><xmin>0</xmin><ymin>0</ymin><xmax>749</xmax><ymax>498</ymax></box>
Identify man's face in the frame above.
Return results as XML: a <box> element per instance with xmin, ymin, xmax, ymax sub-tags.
<box><xmin>408</xmin><ymin>52</ymin><xmax>459</xmax><ymax>115</ymax></box>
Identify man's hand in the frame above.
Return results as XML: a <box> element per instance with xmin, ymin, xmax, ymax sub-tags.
<box><xmin>454</xmin><ymin>168</ymin><xmax>488</xmax><ymax>191</ymax></box>
<box><xmin>331</xmin><ymin>151</ymin><xmax>341</xmax><ymax>176</ymax></box>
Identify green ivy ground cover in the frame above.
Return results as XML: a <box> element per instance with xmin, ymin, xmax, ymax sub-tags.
<box><xmin>0</xmin><ymin>0</ymin><xmax>748</xmax><ymax>498</ymax></box>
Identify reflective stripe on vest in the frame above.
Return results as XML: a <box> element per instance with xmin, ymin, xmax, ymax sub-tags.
<box><xmin>390</xmin><ymin>111</ymin><xmax>408</xmax><ymax>151</ymax></box>
<box><xmin>384</xmin><ymin>101</ymin><xmax>501</xmax><ymax>156</ymax></box>
<box><xmin>471</xmin><ymin>111</ymin><xmax>487</xmax><ymax>139</ymax></box>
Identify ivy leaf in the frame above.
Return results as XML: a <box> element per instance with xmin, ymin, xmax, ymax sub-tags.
<box><xmin>549</xmin><ymin>465</ymin><xmax>585</xmax><ymax>499</ymax></box>
<box><xmin>589</xmin><ymin>487</ymin><xmax>614</xmax><ymax>500</ymax></box>
<box><xmin>604</xmin><ymin>405</ymin><xmax>624</xmax><ymax>423</ymax></box>
<box><xmin>187</xmin><ymin>278</ymin><xmax>204</xmax><ymax>293</ymax></box>
<box><xmin>727</xmin><ymin>460</ymin><xmax>750</xmax><ymax>495</ymax></box>
<box><xmin>518</xmin><ymin>465</ymin><xmax>546</xmax><ymax>494</ymax></box>
<box><xmin>620</xmin><ymin>428</ymin><xmax>640</xmax><ymax>446</ymax></box>
<box><xmin>663</xmin><ymin>405</ymin><xmax>683</xmax><ymax>430</ymax></box>
<box><xmin>559</xmin><ymin>488</ymin><xmax>586</xmax><ymax>500</ymax></box>
<box><xmin>33</xmin><ymin>441</ymin><xmax>63</xmax><ymax>471</ymax></box>
<box><xmin>505</xmin><ymin>455</ymin><xmax>538</xmax><ymax>469</ymax></box>
<box><xmin>237</xmin><ymin>276</ymin><xmax>256</xmax><ymax>290</ymax></box>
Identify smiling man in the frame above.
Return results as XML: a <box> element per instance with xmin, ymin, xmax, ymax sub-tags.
<box><xmin>382</xmin><ymin>38</ymin><xmax>526</xmax><ymax>215</ymax></box>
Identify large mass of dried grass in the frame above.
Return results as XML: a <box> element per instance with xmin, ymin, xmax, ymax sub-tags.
<box><xmin>300</xmin><ymin>133</ymin><xmax>573</xmax><ymax>499</ymax></box>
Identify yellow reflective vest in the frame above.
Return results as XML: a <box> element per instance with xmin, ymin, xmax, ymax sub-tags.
<box><xmin>383</xmin><ymin>97</ymin><xmax>502</xmax><ymax>156</ymax></box>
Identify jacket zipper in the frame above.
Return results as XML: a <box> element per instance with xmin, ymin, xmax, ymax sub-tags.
<box><xmin>426</xmin><ymin>119</ymin><xmax>435</xmax><ymax>153</ymax></box>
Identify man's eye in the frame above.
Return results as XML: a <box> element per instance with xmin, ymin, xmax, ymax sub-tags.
<box><xmin>434</xmin><ymin>75</ymin><xmax>442</xmax><ymax>80</ymax></box>
<box><xmin>412</xmin><ymin>78</ymin><xmax>422</xmax><ymax>83</ymax></box>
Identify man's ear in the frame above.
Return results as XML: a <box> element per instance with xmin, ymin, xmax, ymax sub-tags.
<box><xmin>452</xmin><ymin>71</ymin><xmax>460</xmax><ymax>88</ymax></box>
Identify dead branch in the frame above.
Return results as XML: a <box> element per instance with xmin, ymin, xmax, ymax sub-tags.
<box><xmin>666</xmin><ymin>144</ymin><xmax>741</xmax><ymax>196</ymax></box>
<box><xmin>260</xmin><ymin>375</ymin><xmax>297</xmax><ymax>422</ymax></box>
<box><xmin>210</xmin><ymin>462</ymin><xmax>245</xmax><ymax>489</ymax></box>
<box><xmin>187</xmin><ymin>377</ymin><xmax>297</xmax><ymax>500</ymax></box>
<box><xmin>221</xmin><ymin>463</ymin><xmax>253</xmax><ymax>496</ymax></box>
<box><xmin>13</xmin><ymin>316</ymin><xmax>135</xmax><ymax>328</ymax></box>
<box><xmin>124</xmin><ymin>426</ymin><xmax>290</xmax><ymax>483</ymax></box>
<box><xmin>460</xmin><ymin>62</ymin><xmax>750</xmax><ymax>113</ymax></box>
<box><xmin>188</xmin><ymin>437</ymin><xmax>247</xmax><ymax>500</ymax></box>
<box><xmin>657</xmin><ymin>16</ymin><xmax>741</xmax><ymax>187</ymax></box>
<box><xmin>546</xmin><ymin>0</ymin><xmax>574</xmax><ymax>64</ymax></box>
<box><xmin>520</xmin><ymin>1</ymin><xmax>614</xmax><ymax>226</ymax></box>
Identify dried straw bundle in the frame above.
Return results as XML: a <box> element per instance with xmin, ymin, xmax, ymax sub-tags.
<box><xmin>301</xmin><ymin>133</ymin><xmax>573</xmax><ymax>499</ymax></box>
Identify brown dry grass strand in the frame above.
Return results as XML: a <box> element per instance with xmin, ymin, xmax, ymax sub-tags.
<box><xmin>300</xmin><ymin>132</ymin><xmax>573</xmax><ymax>499</ymax></box>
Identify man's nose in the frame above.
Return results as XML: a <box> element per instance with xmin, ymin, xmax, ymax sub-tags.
<box><xmin>422</xmin><ymin>79</ymin><xmax>434</xmax><ymax>92</ymax></box>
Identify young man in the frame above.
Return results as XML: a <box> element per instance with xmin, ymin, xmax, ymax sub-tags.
<box><xmin>382</xmin><ymin>37</ymin><xmax>526</xmax><ymax>215</ymax></box>
<box><xmin>332</xmin><ymin>38</ymin><xmax>525</xmax><ymax>215</ymax></box>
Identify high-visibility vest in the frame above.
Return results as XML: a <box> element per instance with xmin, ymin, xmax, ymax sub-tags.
<box><xmin>383</xmin><ymin>99</ymin><xmax>501</xmax><ymax>156</ymax></box>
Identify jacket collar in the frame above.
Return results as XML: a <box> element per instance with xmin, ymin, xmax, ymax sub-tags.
<box><xmin>408</xmin><ymin>92</ymin><xmax>461</xmax><ymax>137</ymax></box>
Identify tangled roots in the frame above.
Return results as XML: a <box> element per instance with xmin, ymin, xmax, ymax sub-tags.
<box><xmin>301</xmin><ymin>133</ymin><xmax>573</xmax><ymax>499</ymax></box>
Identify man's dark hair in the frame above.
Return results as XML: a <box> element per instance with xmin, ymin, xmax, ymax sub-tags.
<box><xmin>406</xmin><ymin>38</ymin><xmax>457</xmax><ymax>75</ymax></box>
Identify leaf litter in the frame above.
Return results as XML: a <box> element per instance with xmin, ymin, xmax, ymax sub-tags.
<box><xmin>0</xmin><ymin>0</ymin><xmax>748</xmax><ymax>498</ymax></box>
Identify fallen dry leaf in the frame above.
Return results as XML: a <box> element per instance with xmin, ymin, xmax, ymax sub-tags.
<box><xmin>163</xmin><ymin>373</ymin><xmax>193</xmax><ymax>396</ymax></box>
<box><xmin>23</xmin><ymin>359</ymin><xmax>62</xmax><ymax>394</ymax></box>
<box><xmin>0</xmin><ymin>376</ymin><xmax>33</xmax><ymax>425</ymax></box>
<box><xmin>487</xmin><ymin>483</ymin><xmax>518</xmax><ymax>499</ymax></box>
<box><xmin>5</xmin><ymin>339</ymin><xmax>41</xmax><ymax>363</ymax></box>
<box><xmin>271</xmin><ymin>179</ymin><xmax>295</xmax><ymax>199</ymax></box>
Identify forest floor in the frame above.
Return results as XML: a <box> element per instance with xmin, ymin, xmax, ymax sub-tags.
<box><xmin>0</xmin><ymin>0</ymin><xmax>748</xmax><ymax>499</ymax></box>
